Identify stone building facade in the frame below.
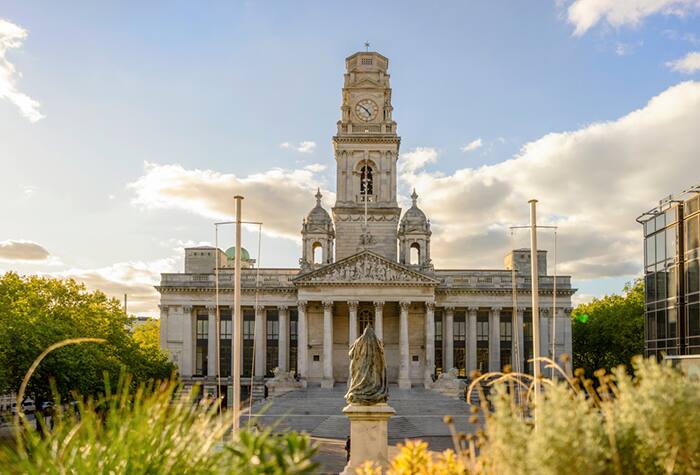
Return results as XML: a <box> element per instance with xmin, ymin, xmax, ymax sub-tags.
<box><xmin>157</xmin><ymin>51</ymin><xmax>575</xmax><ymax>401</ymax></box>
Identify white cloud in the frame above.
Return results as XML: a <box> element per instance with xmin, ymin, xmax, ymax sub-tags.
<box><xmin>0</xmin><ymin>18</ymin><xmax>44</xmax><ymax>122</ymax></box>
<box><xmin>49</xmin><ymin>258</ymin><xmax>177</xmax><ymax>316</ymax></box>
<box><xmin>0</xmin><ymin>239</ymin><xmax>50</xmax><ymax>261</ymax></box>
<box><xmin>666</xmin><ymin>51</ymin><xmax>700</xmax><ymax>73</ymax></box>
<box><xmin>280</xmin><ymin>140</ymin><xmax>316</xmax><ymax>153</ymax></box>
<box><xmin>398</xmin><ymin>147</ymin><xmax>439</xmax><ymax>174</ymax></box>
<box><xmin>128</xmin><ymin>162</ymin><xmax>333</xmax><ymax>240</ymax></box>
<box><xmin>400</xmin><ymin>81</ymin><xmax>700</xmax><ymax>280</ymax></box>
<box><xmin>461</xmin><ymin>138</ymin><xmax>483</xmax><ymax>153</ymax></box>
<box><xmin>567</xmin><ymin>0</ymin><xmax>700</xmax><ymax>36</ymax></box>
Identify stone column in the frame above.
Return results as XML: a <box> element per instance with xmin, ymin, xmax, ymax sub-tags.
<box><xmin>467</xmin><ymin>307</ymin><xmax>478</xmax><ymax>375</ymax></box>
<box><xmin>254</xmin><ymin>305</ymin><xmax>265</xmax><ymax>378</ymax></box>
<box><xmin>207</xmin><ymin>305</ymin><xmax>217</xmax><ymax>377</ymax></box>
<box><xmin>516</xmin><ymin>307</ymin><xmax>525</xmax><ymax>374</ymax></box>
<box><xmin>348</xmin><ymin>300</ymin><xmax>359</xmax><ymax>344</ymax></box>
<box><xmin>374</xmin><ymin>301</ymin><xmax>384</xmax><ymax>340</ymax></box>
<box><xmin>278</xmin><ymin>305</ymin><xmax>289</xmax><ymax>372</ymax></box>
<box><xmin>159</xmin><ymin>305</ymin><xmax>168</xmax><ymax>351</ymax></box>
<box><xmin>181</xmin><ymin>305</ymin><xmax>193</xmax><ymax>376</ymax></box>
<box><xmin>297</xmin><ymin>301</ymin><xmax>308</xmax><ymax>379</ymax></box>
<box><xmin>322</xmin><ymin>300</ymin><xmax>334</xmax><ymax>389</ymax></box>
<box><xmin>489</xmin><ymin>306</ymin><xmax>502</xmax><ymax>372</ymax></box>
<box><xmin>398</xmin><ymin>300</ymin><xmax>411</xmax><ymax>389</ymax></box>
<box><xmin>444</xmin><ymin>306</ymin><xmax>454</xmax><ymax>370</ymax></box>
<box><xmin>424</xmin><ymin>301</ymin><xmax>435</xmax><ymax>388</ymax></box>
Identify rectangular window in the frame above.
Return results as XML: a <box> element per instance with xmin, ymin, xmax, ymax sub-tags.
<box><xmin>242</xmin><ymin>309</ymin><xmax>255</xmax><ymax>377</ymax></box>
<box><xmin>687</xmin><ymin>259</ymin><xmax>700</xmax><ymax>295</ymax></box>
<box><xmin>688</xmin><ymin>303</ymin><xmax>700</xmax><ymax>337</ymax></box>
<box><xmin>220</xmin><ymin>308</ymin><xmax>231</xmax><ymax>377</ymax></box>
<box><xmin>453</xmin><ymin>311</ymin><xmax>466</xmax><ymax>376</ymax></box>
<box><xmin>646</xmin><ymin>312</ymin><xmax>656</xmax><ymax>341</ymax></box>
<box><xmin>655</xmin><ymin>230</ymin><xmax>666</xmax><ymax>264</ymax></box>
<box><xmin>656</xmin><ymin>309</ymin><xmax>666</xmax><ymax>340</ymax></box>
<box><xmin>523</xmin><ymin>311</ymin><xmax>533</xmax><ymax>374</ymax></box>
<box><xmin>646</xmin><ymin>273</ymin><xmax>656</xmax><ymax>302</ymax></box>
<box><xmin>686</xmin><ymin>216</ymin><xmax>700</xmax><ymax>253</ymax></box>
<box><xmin>195</xmin><ymin>313</ymin><xmax>208</xmax><ymax>376</ymax></box>
<box><xmin>434</xmin><ymin>310</ymin><xmax>443</xmax><ymax>376</ymax></box>
<box><xmin>666</xmin><ymin>225</ymin><xmax>677</xmax><ymax>262</ymax></box>
<box><xmin>645</xmin><ymin>235</ymin><xmax>655</xmax><ymax>269</ymax></box>
<box><xmin>668</xmin><ymin>307</ymin><xmax>677</xmax><ymax>339</ymax></box>
<box><xmin>289</xmin><ymin>309</ymin><xmax>298</xmax><ymax>376</ymax></box>
<box><xmin>266</xmin><ymin>310</ymin><xmax>279</xmax><ymax>376</ymax></box>
<box><xmin>656</xmin><ymin>271</ymin><xmax>667</xmax><ymax>301</ymax></box>
<box><xmin>500</xmin><ymin>311</ymin><xmax>513</xmax><ymax>370</ymax></box>
<box><xmin>476</xmin><ymin>311</ymin><xmax>489</xmax><ymax>373</ymax></box>
<box><xmin>667</xmin><ymin>268</ymin><xmax>677</xmax><ymax>300</ymax></box>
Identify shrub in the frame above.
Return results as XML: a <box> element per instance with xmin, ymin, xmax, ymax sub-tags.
<box><xmin>0</xmin><ymin>377</ymin><xmax>318</xmax><ymax>474</ymax></box>
<box><xmin>361</xmin><ymin>357</ymin><xmax>700</xmax><ymax>474</ymax></box>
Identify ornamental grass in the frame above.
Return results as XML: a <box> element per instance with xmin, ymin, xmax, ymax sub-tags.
<box><xmin>360</xmin><ymin>356</ymin><xmax>700</xmax><ymax>475</ymax></box>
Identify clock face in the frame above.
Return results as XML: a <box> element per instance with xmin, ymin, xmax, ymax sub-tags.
<box><xmin>355</xmin><ymin>99</ymin><xmax>378</xmax><ymax>122</ymax></box>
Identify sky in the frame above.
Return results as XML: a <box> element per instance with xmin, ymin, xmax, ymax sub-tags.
<box><xmin>1</xmin><ymin>0</ymin><xmax>700</xmax><ymax>316</ymax></box>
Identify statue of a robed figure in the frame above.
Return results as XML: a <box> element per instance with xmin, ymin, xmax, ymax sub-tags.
<box><xmin>341</xmin><ymin>324</ymin><xmax>395</xmax><ymax>475</ymax></box>
<box><xmin>345</xmin><ymin>325</ymin><xmax>388</xmax><ymax>405</ymax></box>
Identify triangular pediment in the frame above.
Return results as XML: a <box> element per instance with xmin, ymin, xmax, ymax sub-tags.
<box><xmin>294</xmin><ymin>250</ymin><xmax>439</xmax><ymax>286</ymax></box>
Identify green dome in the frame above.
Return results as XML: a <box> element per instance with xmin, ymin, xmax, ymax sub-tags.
<box><xmin>225</xmin><ymin>246</ymin><xmax>250</xmax><ymax>260</ymax></box>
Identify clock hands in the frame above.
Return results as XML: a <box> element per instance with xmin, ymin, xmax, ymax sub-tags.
<box><xmin>359</xmin><ymin>104</ymin><xmax>371</xmax><ymax>116</ymax></box>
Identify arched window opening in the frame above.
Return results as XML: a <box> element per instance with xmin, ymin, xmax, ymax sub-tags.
<box><xmin>312</xmin><ymin>242</ymin><xmax>323</xmax><ymax>264</ymax></box>
<box><xmin>410</xmin><ymin>243</ymin><xmax>421</xmax><ymax>265</ymax></box>
<box><xmin>360</xmin><ymin>166</ymin><xmax>373</xmax><ymax>195</ymax></box>
<box><xmin>358</xmin><ymin>308</ymin><xmax>374</xmax><ymax>334</ymax></box>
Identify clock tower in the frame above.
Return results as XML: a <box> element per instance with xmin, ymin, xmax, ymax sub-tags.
<box><xmin>332</xmin><ymin>51</ymin><xmax>401</xmax><ymax>261</ymax></box>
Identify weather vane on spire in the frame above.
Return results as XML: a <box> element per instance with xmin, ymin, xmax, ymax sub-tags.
<box><xmin>364</xmin><ymin>41</ymin><xmax>370</xmax><ymax>52</ymax></box>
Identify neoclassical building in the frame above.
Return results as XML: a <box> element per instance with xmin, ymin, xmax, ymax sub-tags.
<box><xmin>158</xmin><ymin>51</ymin><xmax>574</xmax><ymax>402</ymax></box>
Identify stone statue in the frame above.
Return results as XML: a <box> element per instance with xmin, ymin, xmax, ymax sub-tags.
<box><xmin>345</xmin><ymin>325</ymin><xmax>388</xmax><ymax>404</ymax></box>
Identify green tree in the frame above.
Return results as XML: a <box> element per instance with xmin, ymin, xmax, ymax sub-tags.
<box><xmin>0</xmin><ymin>272</ymin><xmax>174</xmax><ymax>402</ymax></box>
<box><xmin>132</xmin><ymin>318</ymin><xmax>160</xmax><ymax>352</ymax></box>
<box><xmin>571</xmin><ymin>279</ymin><xmax>644</xmax><ymax>376</ymax></box>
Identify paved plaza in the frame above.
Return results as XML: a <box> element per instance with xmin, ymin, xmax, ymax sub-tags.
<box><xmin>244</xmin><ymin>384</ymin><xmax>481</xmax><ymax>473</ymax></box>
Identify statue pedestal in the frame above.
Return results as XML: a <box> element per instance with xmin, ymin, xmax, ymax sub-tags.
<box><xmin>341</xmin><ymin>403</ymin><xmax>396</xmax><ymax>475</ymax></box>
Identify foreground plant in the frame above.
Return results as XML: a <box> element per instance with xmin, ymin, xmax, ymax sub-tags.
<box><xmin>359</xmin><ymin>356</ymin><xmax>700</xmax><ymax>474</ymax></box>
<box><xmin>1</xmin><ymin>378</ymin><xmax>318</xmax><ymax>474</ymax></box>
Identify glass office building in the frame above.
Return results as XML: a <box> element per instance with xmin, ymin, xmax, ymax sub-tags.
<box><xmin>638</xmin><ymin>185</ymin><xmax>700</xmax><ymax>357</ymax></box>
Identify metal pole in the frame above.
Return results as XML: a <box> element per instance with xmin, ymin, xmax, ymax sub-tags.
<box><xmin>551</xmin><ymin>230</ymin><xmax>557</xmax><ymax>376</ymax></box>
<box><xmin>233</xmin><ymin>195</ymin><xmax>243</xmax><ymax>432</ymax></box>
<box><xmin>529</xmin><ymin>199</ymin><xmax>541</xmax><ymax>427</ymax></box>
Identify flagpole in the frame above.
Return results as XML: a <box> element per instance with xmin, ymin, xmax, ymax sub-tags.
<box><xmin>529</xmin><ymin>199</ymin><xmax>541</xmax><ymax>429</ymax></box>
<box><xmin>232</xmin><ymin>195</ymin><xmax>243</xmax><ymax>432</ymax></box>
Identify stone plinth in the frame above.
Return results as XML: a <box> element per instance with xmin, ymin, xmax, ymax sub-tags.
<box><xmin>341</xmin><ymin>403</ymin><xmax>396</xmax><ymax>475</ymax></box>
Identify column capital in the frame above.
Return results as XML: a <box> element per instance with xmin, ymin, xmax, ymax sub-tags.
<box><xmin>564</xmin><ymin>307</ymin><xmax>573</xmax><ymax>315</ymax></box>
<box><xmin>540</xmin><ymin>307</ymin><xmax>550</xmax><ymax>317</ymax></box>
<box><xmin>467</xmin><ymin>306</ymin><xmax>479</xmax><ymax>312</ymax></box>
<box><xmin>206</xmin><ymin>305</ymin><xmax>216</xmax><ymax>311</ymax></box>
<box><xmin>297</xmin><ymin>300</ymin><xmax>307</xmax><ymax>310</ymax></box>
<box><xmin>322</xmin><ymin>299</ymin><xmax>334</xmax><ymax>309</ymax></box>
<box><xmin>158</xmin><ymin>304</ymin><xmax>169</xmax><ymax>311</ymax></box>
<box><xmin>182</xmin><ymin>305</ymin><xmax>192</xmax><ymax>313</ymax></box>
<box><xmin>425</xmin><ymin>301</ymin><xmax>435</xmax><ymax>311</ymax></box>
<box><xmin>399</xmin><ymin>300</ymin><xmax>410</xmax><ymax>311</ymax></box>
<box><xmin>491</xmin><ymin>306</ymin><xmax>503</xmax><ymax>312</ymax></box>
<box><xmin>444</xmin><ymin>305</ymin><xmax>455</xmax><ymax>312</ymax></box>
<box><xmin>347</xmin><ymin>300</ymin><xmax>359</xmax><ymax>310</ymax></box>
<box><xmin>277</xmin><ymin>305</ymin><xmax>289</xmax><ymax>311</ymax></box>
<box><xmin>517</xmin><ymin>306</ymin><xmax>528</xmax><ymax>313</ymax></box>
<box><xmin>254</xmin><ymin>304</ymin><xmax>265</xmax><ymax>312</ymax></box>
<box><xmin>373</xmin><ymin>300</ymin><xmax>385</xmax><ymax>309</ymax></box>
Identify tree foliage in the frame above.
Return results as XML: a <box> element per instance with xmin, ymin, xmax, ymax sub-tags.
<box><xmin>0</xmin><ymin>272</ymin><xmax>174</xmax><ymax>401</ymax></box>
<box><xmin>571</xmin><ymin>279</ymin><xmax>644</xmax><ymax>377</ymax></box>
